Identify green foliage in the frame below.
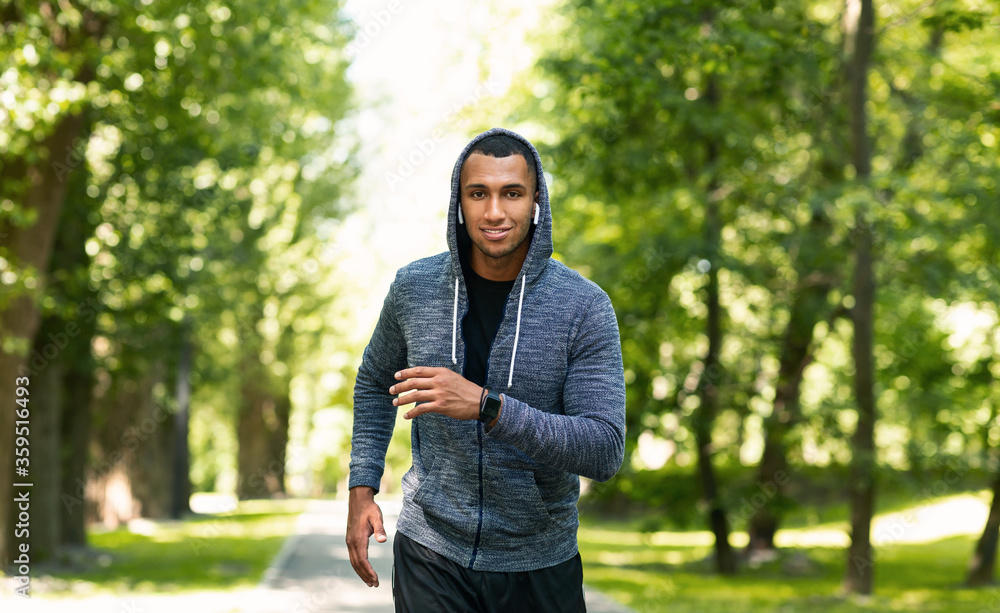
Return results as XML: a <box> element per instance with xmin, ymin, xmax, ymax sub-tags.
<box><xmin>1</xmin><ymin>0</ymin><xmax>359</xmax><ymax>493</ymax></box>
<box><xmin>527</xmin><ymin>0</ymin><xmax>1000</xmax><ymax>503</ymax></box>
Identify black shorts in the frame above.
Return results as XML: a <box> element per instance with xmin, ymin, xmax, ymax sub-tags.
<box><xmin>392</xmin><ymin>532</ymin><xmax>587</xmax><ymax>613</ymax></box>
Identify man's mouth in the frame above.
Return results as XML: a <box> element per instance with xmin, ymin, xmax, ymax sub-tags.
<box><xmin>481</xmin><ymin>228</ymin><xmax>511</xmax><ymax>240</ymax></box>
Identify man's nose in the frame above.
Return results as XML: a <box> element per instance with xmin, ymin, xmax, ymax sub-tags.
<box><xmin>483</xmin><ymin>195</ymin><xmax>504</xmax><ymax>221</ymax></box>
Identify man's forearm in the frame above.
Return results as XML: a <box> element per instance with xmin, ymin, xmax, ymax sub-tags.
<box><xmin>487</xmin><ymin>395</ymin><xmax>624</xmax><ymax>482</ymax></box>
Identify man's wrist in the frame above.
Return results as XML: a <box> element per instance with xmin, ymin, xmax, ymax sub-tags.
<box><xmin>350</xmin><ymin>485</ymin><xmax>376</xmax><ymax>501</ymax></box>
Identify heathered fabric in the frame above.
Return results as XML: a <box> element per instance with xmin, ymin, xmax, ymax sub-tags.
<box><xmin>348</xmin><ymin>127</ymin><xmax>626</xmax><ymax>572</ymax></box>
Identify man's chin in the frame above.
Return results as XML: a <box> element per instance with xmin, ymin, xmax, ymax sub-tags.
<box><xmin>473</xmin><ymin>242</ymin><xmax>515</xmax><ymax>261</ymax></box>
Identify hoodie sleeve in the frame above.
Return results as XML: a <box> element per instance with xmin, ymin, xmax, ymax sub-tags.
<box><xmin>485</xmin><ymin>291</ymin><xmax>626</xmax><ymax>482</ymax></box>
<box><xmin>348</xmin><ymin>274</ymin><xmax>408</xmax><ymax>492</ymax></box>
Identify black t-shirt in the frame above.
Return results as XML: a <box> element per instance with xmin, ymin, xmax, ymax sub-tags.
<box><xmin>461</xmin><ymin>258</ymin><xmax>515</xmax><ymax>387</ymax></box>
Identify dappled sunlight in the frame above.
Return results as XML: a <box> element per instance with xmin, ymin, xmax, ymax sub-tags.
<box><xmin>583</xmin><ymin>493</ymin><xmax>992</xmax><ymax>563</ymax></box>
<box><xmin>870</xmin><ymin>493</ymin><xmax>989</xmax><ymax>546</ymax></box>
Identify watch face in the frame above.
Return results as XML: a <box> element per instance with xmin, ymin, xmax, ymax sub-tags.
<box><xmin>480</xmin><ymin>391</ymin><xmax>501</xmax><ymax>423</ymax></box>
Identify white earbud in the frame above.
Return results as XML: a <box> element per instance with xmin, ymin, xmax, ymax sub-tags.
<box><xmin>458</xmin><ymin>208</ymin><xmax>464</xmax><ymax>224</ymax></box>
<box><xmin>533</xmin><ymin>203</ymin><xmax>540</xmax><ymax>225</ymax></box>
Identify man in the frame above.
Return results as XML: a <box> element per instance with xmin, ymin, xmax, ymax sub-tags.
<box><xmin>347</xmin><ymin>127</ymin><xmax>626</xmax><ymax>612</ymax></box>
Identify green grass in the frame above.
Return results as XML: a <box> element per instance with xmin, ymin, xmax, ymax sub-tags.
<box><xmin>580</xmin><ymin>505</ymin><xmax>1000</xmax><ymax>612</ymax></box>
<box><xmin>34</xmin><ymin>499</ymin><xmax>306</xmax><ymax>596</ymax></box>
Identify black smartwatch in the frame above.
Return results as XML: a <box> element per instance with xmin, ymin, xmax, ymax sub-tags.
<box><xmin>479</xmin><ymin>389</ymin><xmax>502</xmax><ymax>424</ymax></box>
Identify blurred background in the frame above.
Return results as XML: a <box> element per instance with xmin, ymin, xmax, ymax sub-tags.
<box><xmin>1</xmin><ymin>0</ymin><xmax>999</xmax><ymax>611</ymax></box>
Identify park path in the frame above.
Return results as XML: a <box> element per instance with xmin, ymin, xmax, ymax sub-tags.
<box><xmin>1</xmin><ymin>499</ymin><xmax>633</xmax><ymax>612</ymax></box>
<box><xmin>247</xmin><ymin>498</ymin><xmax>635</xmax><ymax>613</ymax></box>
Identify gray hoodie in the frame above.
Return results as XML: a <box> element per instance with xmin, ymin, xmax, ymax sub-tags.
<box><xmin>349</xmin><ymin>127</ymin><xmax>626</xmax><ymax>572</ymax></box>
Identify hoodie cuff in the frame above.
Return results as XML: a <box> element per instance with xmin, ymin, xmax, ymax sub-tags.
<box><xmin>348</xmin><ymin>467</ymin><xmax>384</xmax><ymax>493</ymax></box>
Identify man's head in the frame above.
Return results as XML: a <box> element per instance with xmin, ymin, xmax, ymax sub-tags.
<box><xmin>458</xmin><ymin>135</ymin><xmax>540</xmax><ymax>280</ymax></box>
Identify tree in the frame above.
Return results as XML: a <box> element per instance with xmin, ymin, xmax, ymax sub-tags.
<box><xmin>2</xmin><ymin>0</ymin><xmax>355</xmax><ymax>566</ymax></box>
<box><xmin>0</xmin><ymin>2</ymin><xmax>106</xmax><ymax>568</ymax></box>
<box><xmin>530</xmin><ymin>0</ymin><xmax>844</xmax><ymax>570</ymax></box>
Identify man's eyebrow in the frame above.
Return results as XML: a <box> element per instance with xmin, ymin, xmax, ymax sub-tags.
<box><xmin>462</xmin><ymin>182</ymin><xmax>528</xmax><ymax>190</ymax></box>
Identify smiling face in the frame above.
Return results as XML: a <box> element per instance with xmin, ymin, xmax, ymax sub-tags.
<box><xmin>459</xmin><ymin>152</ymin><xmax>539</xmax><ymax>281</ymax></box>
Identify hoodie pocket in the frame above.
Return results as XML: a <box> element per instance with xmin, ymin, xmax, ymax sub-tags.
<box><xmin>412</xmin><ymin>462</ymin><xmax>479</xmax><ymax>542</ymax></box>
<box><xmin>486</xmin><ymin>468</ymin><xmax>553</xmax><ymax>538</ymax></box>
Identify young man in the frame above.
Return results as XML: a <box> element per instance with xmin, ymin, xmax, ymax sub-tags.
<box><xmin>347</xmin><ymin>127</ymin><xmax>626</xmax><ymax>612</ymax></box>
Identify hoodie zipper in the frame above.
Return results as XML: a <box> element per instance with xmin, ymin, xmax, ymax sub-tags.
<box><xmin>467</xmin><ymin>280</ymin><xmax>519</xmax><ymax>570</ymax></box>
<box><xmin>454</xmin><ymin>275</ymin><xmax>485</xmax><ymax>569</ymax></box>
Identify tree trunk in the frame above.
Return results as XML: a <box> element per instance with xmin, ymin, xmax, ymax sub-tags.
<box><xmin>60</xmin><ymin>356</ymin><xmax>94</xmax><ymax>547</ymax></box>
<box><xmin>967</xmin><ymin>471</ymin><xmax>1000</xmax><ymax>585</ymax></box>
<box><xmin>0</xmin><ymin>110</ymin><xmax>86</xmax><ymax>568</ymax></box>
<box><xmin>89</xmin><ymin>362</ymin><xmax>171</xmax><ymax>527</ymax></box>
<box><xmin>236</xmin><ymin>390</ymin><xmax>291</xmax><ymax>499</ymax></box>
<box><xmin>236</xmin><ymin>346</ymin><xmax>290</xmax><ymax>499</ymax></box>
<box><xmin>842</xmin><ymin>0</ymin><xmax>877</xmax><ymax>597</ymax></box>
<box><xmin>845</xmin><ymin>217</ymin><xmax>877</xmax><ymax>595</ymax></box>
<box><xmin>687</xmin><ymin>25</ymin><xmax>736</xmax><ymax>574</ymax></box>
<box><xmin>748</xmin><ymin>214</ymin><xmax>836</xmax><ymax>553</ymax></box>
<box><xmin>26</xmin><ymin>317</ymin><xmax>65</xmax><ymax>563</ymax></box>
<box><xmin>129</xmin><ymin>358</ymin><xmax>175</xmax><ymax>519</ymax></box>
<box><xmin>693</xmin><ymin>247</ymin><xmax>736</xmax><ymax>575</ymax></box>
<box><xmin>49</xmin><ymin>178</ymin><xmax>101</xmax><ymax>548</ymax></box>
<box><xmin>171</xmin><ymin>319</ymin><xmax>193</xmax><ymax>518</ymax></box>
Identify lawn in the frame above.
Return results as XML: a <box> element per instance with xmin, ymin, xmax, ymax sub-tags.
<box><xmin>29</xmin><ymin>498</ymin><xmax>307</xmax><ymax>598</ymax></box>
<box><xmin>579</xmin><ymin>494</ymin><xmax>1000</xmax><ymax>613</ymax></box>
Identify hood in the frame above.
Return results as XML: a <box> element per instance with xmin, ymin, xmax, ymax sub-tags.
<box><xmin>445</xmin><ymin>127</ymin><xmax>553</xmax><ymax>387</ymax></box>
<box><xmin>446</xmin><ymin>127</ymin><xmax>553</xmax><ymax>287</ymax></box>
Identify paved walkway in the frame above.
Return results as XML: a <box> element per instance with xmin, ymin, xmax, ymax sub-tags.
<box><xmin>248</xmin><ymin>499</ymin><xmax>634</xmax><ymax>613</ymax></box>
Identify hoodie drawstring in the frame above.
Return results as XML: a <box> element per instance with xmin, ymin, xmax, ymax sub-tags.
<box><xmin>452</xmin><ymin>274</ymin><xmax>528</xmax><ymax>388</ymax></box>
<box><xmin>452</xmin><ymin>278</ymin><xmax>459</xmax><ymax>365</ymax></box>
<box><xmin>507</xmin><ymin>276</ymin><xmax>526</xmax><ymax>388</ymax></box>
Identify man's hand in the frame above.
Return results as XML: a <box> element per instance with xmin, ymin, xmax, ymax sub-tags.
<box><xmin>346</xmin><ymin>486</ymin><xmax>386</xmax><ymax>587</ymax></box>
<box><xmin>390</xmin><ymin>367</ymin><xmax>482</xmax><ymax>421</ymax></box>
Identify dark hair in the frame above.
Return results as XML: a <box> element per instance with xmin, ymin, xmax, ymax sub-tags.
<box><xmin>463</xmin><ymin>134</ymin><xmax>537</xmax><ymax>193</ymax></box>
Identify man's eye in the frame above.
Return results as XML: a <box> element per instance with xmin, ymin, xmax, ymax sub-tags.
<box><xmin>470</xmin><ymin>191</ymin><xmax>484</xmax><ymax>198</ymax></box>
<box><xmin>506</xmin><ymin>191</ymin><xmax>521</xmax><ymax>198</ymax></box>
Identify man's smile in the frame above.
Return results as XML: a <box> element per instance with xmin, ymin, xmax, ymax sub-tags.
<box><xmin>481</xmin><ymin>227</ymin><xmax>512</xmax><ymax>240</ymax></box>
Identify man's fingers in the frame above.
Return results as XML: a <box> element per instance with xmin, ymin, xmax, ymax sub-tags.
<box><xmin>364</xmin><ymin>560</ymin><xmax>380</xmax><ymax>587</ymax></box>
<box><xmin>394</xmin><ymin>389</ymin><xmax>434</xmax><ymax>407</ymax></box>
<box><xmin>403</xmin><ymin>403</ymin><xmax>434</xmax><ymax>419</ymax></box>
<box><xmin>389</xmin><ymin>377</ymin><xmax>433</xmax><ymax>395</ymax></box>
<box><xmin>395</xmin><ymin>366</ymin><xmax>447</xmax><ymax>381</ymax></box>
<box><xmin>347</xmin><ymin>537</ymin><xmax>380</xmax><ymax>587</ymax></box>
<box><xmin>372</xmin><ymin>508</ymin><xmax>387</xmax><ymax>543</ymax></box>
